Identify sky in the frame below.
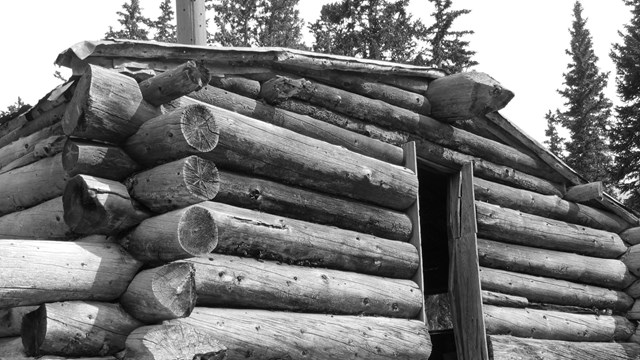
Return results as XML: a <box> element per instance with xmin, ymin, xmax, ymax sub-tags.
<box><xmin>0</xmin><ymin>0</ymin><xmax>632</xmax><ymax>143</ymax></box>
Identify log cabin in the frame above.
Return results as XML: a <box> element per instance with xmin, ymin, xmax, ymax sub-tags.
<box><xmin>1</xmin><ymin>38</ymin><xmax>640</xmax><ymax>360</ymax></box>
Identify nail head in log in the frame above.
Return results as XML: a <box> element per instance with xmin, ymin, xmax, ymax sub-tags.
<box><xmin>126</xmin><ymin>156</ymin><xmax>220</xmax><ymax>213</ymax></box>
<box><xmin>0</xmin><ymin>197</ymin><xmax>74</xmax><ymax>240</ymax></box>
<box><xmin>120</xmin><ymin>262</ymin><xmax>197</xmax><ymax>323</ymax></box>
<box><xmin>21</xmin><ymin>301</ymin><xmax>142</xmax><ymax>357</ymax></box>
<box><xmin>62</xmin><ymin>139</ymin><xmax>140</xmax><ymax>180</ymax></box>
<box><xmin>63</xmin><ymin>175</ymin><xmax>152</xmax><ymax>235</ymax></box>
<box><xmin>124</xmin><ymin>104</ymin><xmax>219</xmax><ymax>166</ymax></box>
<box><xmin>63</xmin><ymin>64</ymin><xmax>160</xmax><ymax>143</ymax></box>
<box><xmin>185</xmin><ymin>255</ymin><xmax>422</xmax><ymax>318</ymax></box>
<box><xmin>0</xmin><ymin>240</ymin><xmax>142</xmax><ymax>308</ymax></box>
<box><xmin>124</xmin><ymin>323</ymin><xmax>226</xmax><ymax>360</ymax></box>
<box><xmin>169</xmin><ymin>307</ymin><xmax>432</xmax><ymax>360</ymax></box>
<box><xmin>120</xmin><ymin>205</ymin><xmax>218</xmax><ymax>264</ymax></box>
<box><xmin>139</xmin><ymin>60</ymin><xmax>211</xmax><ymax>106</ymax></box>
<box><xmin>426</xmin><ymin>71</ymin><xmax>514</xmax><ymax>122</ymax></box>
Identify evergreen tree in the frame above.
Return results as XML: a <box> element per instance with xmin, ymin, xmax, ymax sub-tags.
<box><xmin>611</xmin><ymin>0</ymin><xmax>640</xmax><ymax>209</ymax></box>
<box><xmin>549</xmin><ymin>2</ymin><xmax>612</xmax><ymax>182</ymax></box>
<box><xmin>154</xmin><ymin>0</ymin><xmax>177</xmax><ymax>43</ymax></box>
<box><xmin>105</xmin><ymin>0</ymin><xmax>152</xmax><ymax>40</ymax></box>
<box><xmin>0</xmin><ymin>97</ymin><xmax>28</xmax><ymax>118</ymax></box>
<box><xmin>544</xmin><ymin>110</ymin><xmax>565</xmax><ymax>157</ymax></box>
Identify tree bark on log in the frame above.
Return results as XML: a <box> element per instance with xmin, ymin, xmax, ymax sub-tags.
<box><xmin>169</xmin><ymin>307</ymin><xmax>432</xmax><ymax>360</ymax></box>
<box><xmin>488</xmin><ymin>335</ymin><xmax>640</xmax><ymax>360</ymax></box>
<box><xmin>21</xmin><ymin>301</ymin><xmax>142</xmax><ymax>357</ymax></box>
<box><xmin>483</xmin><ymin>304</ymin><xmax>635</xmax><ymax>342</ymax></box>
<box><xmin>120</xmin><ymin>262</ymin><xmax>196</xmax><ymax>323</ymax></box>
<box><xmin>62</xmin><ymin>140</ymin><xmax>140</xmax><ymax>180</ymax></box>
<box><xmin>139</xmin><ymin>60</ymin><xmax>210</xmax><ymax>106</ymax></box>
<box><xmin>0</xmin><ymin>102</ymin><xmax>67</xmax><ymax>150</ymax></box>
<box><xmin>476</xmin><ymin>201</ymin><xmax>628</xmax><ymax>258</ymax></box>
<box><xmin>482</xmin><ymin>290</ymin><xmax>528</xmax><ymax>308</ymax></box>
<box><xmin>63</xmin><ymin>175</ymin><xmax>152</xmax><ymax>235</ymax></box>
<box><xmin>210</xmin><ymin>75</ymin><xmax>260</xmax><ymax>98</ymax></box>
<box><xmin>124</xmin><ymin>324</ymin><xmax>226</xmax><ymax>360</ymax></box>
<box><xmin>477</xmin><ymin>239</ymin><xmax>635</xmax><ymax>290</ymax></box>
<box><xmin>0</xmin><ymin>153</ymin><xmax>67</xmax><ymax>215</ymax></box>
<box><xmin>63</xmin><ymin>64</ymin><xmax>161</xmax><ymax>143</ymax></box>
<box><xmin>126</xmin><ymin>156</ymin><xmax>220</xmax><ymax>213</ymax></box>
<box><xmin>479</xmin><ymin>267</ymin><xmax>634</xmax><ymax>312</ymax></box>
<box><xmin>120</xmin><ymin>205</ymin><xmax>218</xmax><ymax>264</ymax></box>
<box><xmin>622</xmin><ymin>227</ymin><xmax>640</xmax><ymax>246</ymax></box>
<box><xmin>0</xmin><ymin>306</ymin><xmax>38</xmax><ymax>337</ymax></box>
<box><xmin>197</xmin><ymin>201</ymin><xmax>419</xmax><ymax>278</ymax></box>
<box><xmin>0</xmin><ymin>123</ymin><xmax>63</xmax><ymax>170</ymax></box>
<box><xmin>187</xmin><ymin>85</ymin><xmax>405</xmax><ymax>165</ymax></box>
<box><xmin>184</xmin><ymin>255</ymin><xmax>422</xmax><ymax>318</ymax></box>
<box><xmin>124</xmin><ymin>104</ymin><xmax>219</xmax><ymax>166</ymax></box>
<box><xmin>0</xmin><ymin>197</ymin><xmax>73</xmax><ymax>240</ymax></box>
<box><xmin>474</xmin><ymin>177</ymin><xmax>629</xmax><ymax>233</ymax></box>
<box><xmin>0</xmin><ymin>240</ymin><xmax>141</xmax><ymax>308</ymax></box>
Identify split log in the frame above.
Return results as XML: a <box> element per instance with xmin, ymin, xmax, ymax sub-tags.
<box><xmin>139</xmin><ymin>60</ymin><xmax>210</xmax><ymax>106</ymax></box>
<box><xmin>120</xmin><ymin>205</ymin><xmax>218</xmax><ymax>264</ymax></box>
<box><xmin>197</xmin><ymin>201</ymin><xmax>419</xmax><ymax>278</ymax></box>
<box><xmin>0</xmin><ymin>197</ymin><xmax>73</xmax><ymax>240</ymax></box>
<box><xmin>187</xmin><ymin>84</ymin><xmax>404</xmax><ymax>165</ymax></box>
<box><xmin>126</xmin><ymin>156</ymin><xmax>220</xmax><ymax>213</ymax></box>
<box><xmin>0</xmin><ymin>153</ymin><xmax>67</xmax><ymax>215</ymax></box>
<box><xmin>212</xmin><ymin>169</ymin><xmax>412</xmax><ymax>241</ymax></box>
<box><xmin>0</xmin><ymin>239</ymin><xmax>141</xmax><ymax>308</ymax></box>
<box><xmin>63</xmin><ymin>64</ymin><xmax>160</xmax><ymax>143</ymax></box>
<box><xmin>21</xmin><ymin>301</ymin><xmax>142</xmax><ymax>357</ymax></box>
<box><xmin>426</xmin><ymin>72</ymin><xmax>514</xmax><ymax>122</ymax></box>
<box><xmin>0</xmin><ymin>102</ymin><xmax>67</xmax><ymax>149</ymax></box>
<box><xmin>62</xmin><ymin>140</ymin><xmax>140</xmax><ymax>180</ymax></box>
<box><xmin>479</xmin><ymin>267</ymin><xmax>634</xmax><ymax>312</ymax></box>
<box><xmin>488</xmin><ymin>335</ymin><xmax>640</xmax><ymax>360</ymax></box>
<box><xmin>185</xmin><ymin>255</ymin><xmax>422</xmax><ymax>318</ymax></box>
<box><xmin>0</xmin><ymin>123</ymin><xmax>63</xmax><ymax>170</ymax></box>
<box><xmin>483</xmin><ymin>304</ymin><xmax>635</xmax><ymax>342</ymax></box>
<box><xmin>63</xmin><ymin>175</ymin><xmax>152</xmax><ymax>235</ymax></box>
<box><xmin>622</xmin><ymin>227</ymin><xmax>640</xmax><ymax>246</ymax></box>
<box><xmin>124</xmin><ymin>324</ymin><xmax>226</xmax><ymax>360</ymax></box>
<box><xmin>477</xmin><ymin>239</ymin><xmax>635</xmax><ymax>290</ymax></box>
<box><xmin>424</xmin><ymin>293</ymin><xmax>454</xmax><ymax>331</ymax></box>
<box><xmin>476</xmin><ymin>201</ymin><xmax>628</xmax><ymax>258</ymax></box>
<box><xmin>482</xmin><ymin>290</ymin><xmax>528</xmax><ymax>308</ymax></box>
<box><xmin>169</xmin><ymin>307</ymin><xmax>432</xmax><ymax>360</ymax></box>
<box><xmin>124</xmin><ymin>104</ymin><xmax>219</xmax><ymax>165</ymax></box>
<box><xmin>210</xmin><ymin>75</ymin><xmax>260</xmax><ymax>98</ymax></box>
<box><xmin>564</xmin><ymin>181</ymin><xmax>603</xmax><ymax>202</ymax></box>
<box><xmin>0</xmin><ymin>306</ymin><xmax>38</xmax><ymax>337</ymax></box>
<box><xmin>622</xmin><ymin>244</ymin><xmax>640</xmax><ymax>277</ymax></box>
<box><xmin>120</xmin><ymin>262</ymin><xmax>196</xmax><ymax>323</ymax></box>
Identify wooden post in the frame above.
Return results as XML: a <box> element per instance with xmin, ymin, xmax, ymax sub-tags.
<box><xmin>176</xmin><ymin>0</ymin><xmax>207</xmax><ymax>45</ymax></box>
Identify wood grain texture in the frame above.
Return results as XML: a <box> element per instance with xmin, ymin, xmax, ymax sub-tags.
<box><xmin>124</xmin><ymin>323</ymin><xmax>226</xmax><ymax>360</ymax></box>
<box><xmin>139</xmin><ymin>60</ymin><xmax>210</xmax><ymax>106</ymax></box>
<box><xmin>62</xmin><ymin>140</ymin><xmax>140</xmax><ymax>180</ymax></box>
<box><xmin>0</xmin><ymin>197</ymin><xmax>73</xmax><ymax>240</ymax></box>
<box><xmin>482</xmin><ymin>290</ymin><xmax>528</xmax><ymax>308</ymax></box>
<box><xmin>209</xmin><ymin>75</ymin><xmax>260</xmax><ymax>98</ymax></box>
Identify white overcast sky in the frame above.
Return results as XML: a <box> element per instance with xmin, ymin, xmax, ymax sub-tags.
<box><xmin>0</xmin><ymin>0</ymin><xmax>631</xmax><ymax>143</ymax></box>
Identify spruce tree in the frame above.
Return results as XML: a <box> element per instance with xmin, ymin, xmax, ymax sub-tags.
<box><xmin>544</xmin><ymin>110</ymin><xmax>565</xmax><ymax>157</ymax></box>
<box><xmin>154</xmin><ymin>0</ymin><xmax>177</xmax><ymax>43</ymax></box>
<box><xmin>105</xmin><ymin>0</ymin><xmax>152</xmax><ymax>40</ymax></box>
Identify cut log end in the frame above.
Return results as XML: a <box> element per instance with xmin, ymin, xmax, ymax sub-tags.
<box><xmin>125</xmin><ymin>323</ymin><xmax>226</xmax><ymax>360</ymax></box>
<box><xmin>183</xmin><ymin>156</ymin><xmax>221</xmax><ymax>200</ymax></box>
<box><xmin>140</xmin><ymin>61</ymin><xmax>212</xmax><ymax>107</ymax></box>
<box><xmin>179</xmin><ymin>205</ymin><xmax>219</xmax><ymax>256</ymax></box>
<box><xmin>182</xmin><ymin>105</ymin><xmax>220</xmax><ymax>152</ymax></box>
<box><xmin>21</xmin><ymin>306</ymin><xmax>46</xmax><ymax>357</ymax></box>
<box><xmin>155</xmin><ymin>263</ymin><xmax>197</xmax><ymax>319</ymax></box>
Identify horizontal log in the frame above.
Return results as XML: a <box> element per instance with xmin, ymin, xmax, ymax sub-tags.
<box><xmin>62</xmin><ymin>140</ymin><xmax>140</xmax><ymax>180</ymax></box>
<box><xmin>479</xmin><ymin>267</ymin><xmax>634</xmax><ymax>312</ymax></box>
<box><xmin>482</xmin><ymin>290</ymin><xmax>528</xmax><ymax>308</ymax></box>
<box><xmin>474</xmin><ymin>177</ymin><xmax>629</xmax><ymax>233</ymax></box>
<box><xmin>197</xmin><ymin>201</ymin><xmax>419</xmax><ymax>278</ymax></box>
<box><xmin>0</xmin><ymin>153</ymin><xmax>68</xmax><ymax>215</ymax></box>
<box><xmin>120</xmin><ymin>205</ymin><xmax>218</xmax><ymax>264</ymax></box>
<box><xmin>120</xmin><ymin>262</ymin><xmax>196</xmax><ymax>323</ymax></box>
<box><xmin>622</xmin><ymin>227</ymin><xmax>640</xmax><ymax>245</ymax></box>
<box><xmin>478</xmin><ymin>238</ymin><xmax>635</xmax><ymax>290</ymax></box>
<box><xmin>126</xmin><ymin>156</ymin><xmax>220</xmax><ymax>213</ymax></box>
<box><xmin>424</xmin><ymin>293</ymin><xmax>454</xmax><ymax>331</ymax></box>
<box><xmin>629</xmin><ymin>299</ymin><xmax>640</xmax><ymax>320</ymax></box>
<box><xmin>564</xmin><ymin>181</ymin><xmax>603</xmax><ymax>202</ymax></box>
<box><xmin>476</xmin><ymin>201</ymin><xmax>628</xmax><ymax>258</ymax></box>
<box><xmin>488</xmin><ymin>335</ymin><xmax>640</xmax><ymax>360</ymax></box>
<box><xmin>63</xmin><ymin>64</ymin><xmax>161</xmax><ymax>143</ymax></box>
<box><xmin>0</xmin><ymin>306</ymin><xmax>38</xmax><ymax>337</ymax></box>
<box><xmin>483</xmin><ymin>304</ymin><xmax>635</xmax><ymax>342</ymax></box>
<box><xmin>0</xmin><ymin>135</ymin><xmax>66</xmax><ymax>174</ymax></box>
<box><xmin>124</xmin><ymin>323</ymin><xmax>226</xmax><ymax>360</ymax></box>
<box><xmin>187</xmin><ymin>84</ymin><xmax>405</xmax><ymax>165</ymax></box>
<box><xmin>0</xmin><ymin>337</ymin><xmax>27</xmax><ymax>359</ymax></box>
<box><xmin>0</xmin><ymin>240</ymin><xmax>141</xmax><ymax>308</ymax></box>
<box><xmin>169</xmin><ymin>307</ymin><xmax>432</xmax><ymax>360</ymax></box>
<box><xmin>210</xmin><ymin>75</ymin><xmax>260</xmax><ymax>98</ymax></box>
<box><xmin>63</xmin><ymin>175</ymin><xmax>151</xmax><ymax>235</ymax></box>
<box><xmin>0</xmin><ymin>102</ymin><xmax>67</xmax><ymax>150</ymax></box>
<box><xmin>185</xmin><ymin>255</ymin><xmax>422</xmax><ymax>317</ymax></box>
<box><xmin>22</xmin><ymin>301</ymin><xmax>142</xmax><ymax>357</ymax></box>
<box><xmin>623</xmin><ymin>244</ymin><xmax>640</xmax><ymax>278</ymax></box>
<box><xmin>139</xmin><ymin>60</ymin><xmax>210</xmax><ymax>106</ymax></box>
<box><xmin>0</xmin><ymin>197</ymin><xmax>73</xmax><ymax>240</ymax></box>
<box><xmin>0</xmin><ymin>123</ymin><xmax>63</xmax><ymax>170</ymax></box>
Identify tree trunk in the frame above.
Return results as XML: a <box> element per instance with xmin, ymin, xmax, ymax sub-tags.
<box><xmin>0</xmin><ymin>123</ymin><xmax>63</xmax><ymax>170</ymax></box>
<box><xmin>0</xmin><ymin>240</ymin><xmax>141</xmax><ymax>308</ymax></box>
<box><xmin>0</xmin><ymin>306</ymin><xmax>38</xmax><ymax>337</ymax></box>
<box><xmin>482</xmin><ymin>290</ymin><xmax>528</xmax><ymax>308</ymax></box>
<box><xmin>124</xmin><ymin>323</ymin><xmax>226</xmax><ymax>360</ymax></box>
<box><xmin>184</xmin><ymin>255</ymin><xmax>422</xmax><ymax>318</ymax></box>
<box><xmin>139</xmin><ymin>60</ymin><xmax>210</xmax><ymax>106</ymax></box>
<box><xmin>479</xmin><ymin>267</ymin><xmax>633</xmax><ymax>312</ymax></box>
<box><xmin>483</xmin><ymin>304</ymin><xmax>635</xmax><ymax>342</ymax></box>
<box><xmin>63</xmin><ymin>175</ymin><xmax>152</xmax><ymax>235</ymax></box>
<box><xmin>62</xmin><ymin>140</ymin><xmax>140</xmax><ymax>180</ymax></box>
<box><xmin>120</xmin><ymin>262</ymin><xmax>196</xmax><ymax>323</ymax></box>
<box><xmin>477</xmin><ymin>239</ymin><xmax>635</xmax><ymax>290</ymax></box>
<box><xmin>21</xmin><ymin>301</ymin><xmax>142</xmax><ymax>357</ymax></box>
<box><xmin>209</xmin><ymin>75</ymin><xmax>260</xmax><ymax>98</ymax></box>
<box><xmin>169</xmin><ymin>307</ymin><xmax>432</xmax><ymax>360</ymax></box>
<box><xmin>0</xmin><ymin>197</ymin><xmax>73</xmax><ymax>240</ymax></box>
<box><xmin>476</xmin><ymin>201</ymin><xmax>627</xmax><ymax>258</ymax></box>
<box><xmin>197</xmin><ymin>201</ymin><xmax>419</xmax><ymax>279</ymax></box>
<box><xmin>126</xmin><ymin>156</ymin><xmax>220</xmax><ymax>213</ymax></box>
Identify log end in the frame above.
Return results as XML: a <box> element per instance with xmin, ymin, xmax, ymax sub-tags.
<box><xmin>183</xmin><ymin>156</ymin><xmax>221</xmax><ymax>201</ymax></box>
<box><xmin>179</xmin><ymin>205</ymin><xmax>219</xmax><ymax>257</ymax></box>
<box><xmin>21</xmin><ymin>305</ymin><xmax>46</xmax><ymax>357</ymax></box>
<box><xmin>124</xmin><ymin>323</ymin><xmax>226</xmax><ymax>360</ymax></box>
<box><xmin>181</xmin><ymin>105</ymin><xmax>220</xmax><ymax>153</ymax></box>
